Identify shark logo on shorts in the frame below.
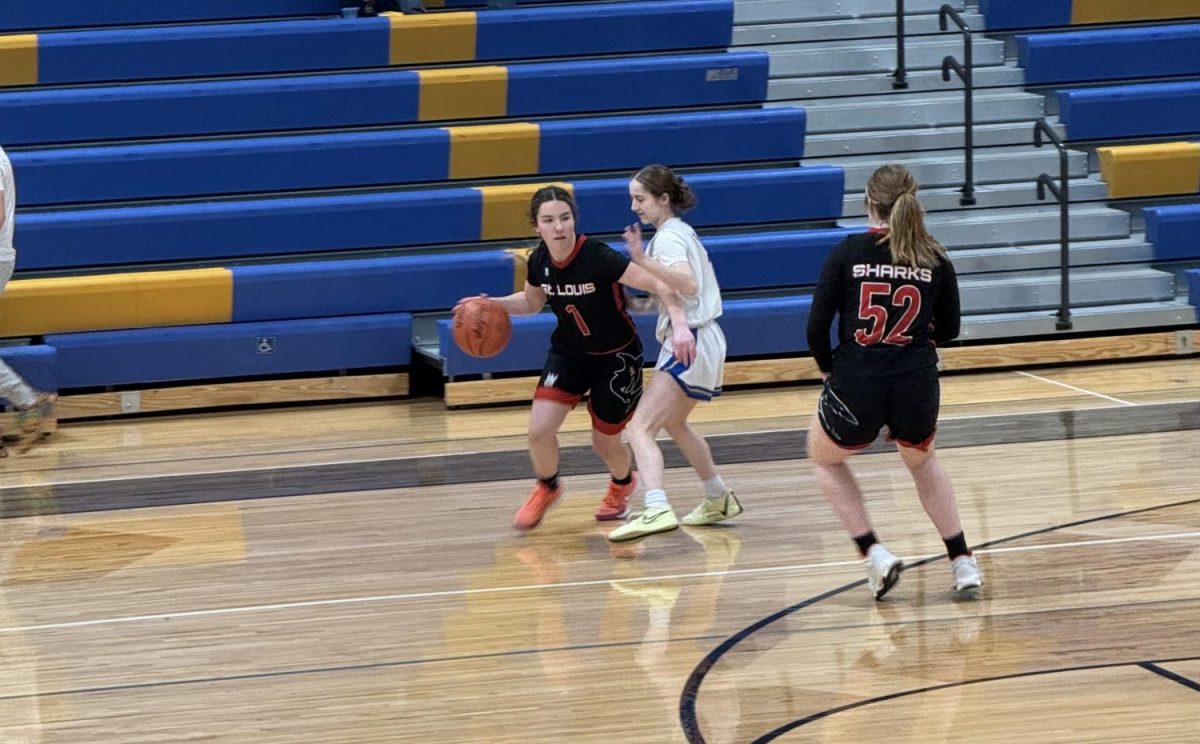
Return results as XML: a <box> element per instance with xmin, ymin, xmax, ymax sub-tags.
<box><xmin>817</xmin><ymin>383</ymin><xmax>860</xmax><ymax>438</ymax></box>
<box><xmin>609</xmin><ymin>352</ymin><xmax>643</xmax><ymax>405</ymax></box>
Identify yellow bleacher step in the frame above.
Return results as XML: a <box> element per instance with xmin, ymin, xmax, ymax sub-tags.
<box><xmin>1096</xmin><ymin>142</ymin><xmax>1200</xmax><ymax>199</ymax></box>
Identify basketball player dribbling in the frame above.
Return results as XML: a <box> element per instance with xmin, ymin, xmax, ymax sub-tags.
<box><xmin>455</xmin><ymin>186</ymin><xmax>687</xmax><ymax>531</ymax></box>
<box><xmin>806</xmin><ymin>164</ymin><xmax>982</xmax><ymax>600</ymax></box>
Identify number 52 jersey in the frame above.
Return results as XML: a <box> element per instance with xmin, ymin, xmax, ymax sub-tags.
<box><xmin>806</xmin><ymin>231</ymin><xmax>961</xmax><ymax>378</ymax></box>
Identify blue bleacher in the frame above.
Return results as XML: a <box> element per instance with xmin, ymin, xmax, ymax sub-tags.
<box><xmin>1018</xmin><ymin>24</ymin><xmax>1200</xmax><ymax>85</ymax></box>
<box><xmin>1144</xmin><ymin>205</ymin><xmax>1200</xmax><ymax>261</ymax></box>
<box><xmin>0</xmin><ymin>52</ymin><xmax>769</xmax><ymax>146</ymax></box>
<box><xmin>1188</xmin><ymin>271</ymin><xmax>1200</xmax><ymax>319</ymax></box>
<box><xmin>1057</xmin><ymin>81</ymin><xmax>1200</xmax><ymax>140</ymax></box>
<box><xmin>979</xmin><ymin>0</ymin><xmax>1071</xmax><ymax>30</ymax></box>
<box><xmin>0</xmin><ymin>1</ymin><xmax>341</xmax><ymax>31</ymax></box>
<box><xmin>15</xmin><ymin>167</ymin><xmax>844</xmax><ymax>270</ymax></box>
<box><xmin>0</xmin><ymin>346</ymin><xmax>57</xmax><ymax>400</ymax></box>
<box><xmin>12</xmin><ymin>108</ymin><xmax>806</xmax><ymax>205</ymax></box>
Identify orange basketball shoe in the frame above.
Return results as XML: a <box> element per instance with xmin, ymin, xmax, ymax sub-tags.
<box><xmin>513</xmin><ymin>481</ymin><xmax>563</xmax><ymax>531</ymax></box>
<box><xmin>595</xmin><ymin>473</ymin><xmax>637</xmax><ymax>521</ymax></box>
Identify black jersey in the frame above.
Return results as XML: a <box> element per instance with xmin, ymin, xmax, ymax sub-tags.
<box><xmin>527</xmin><ymin>234</ymin><xmax>639</xmax><ymax>355</ymax></box>
<box><xmin>807</xmin><ymin>230</ymin><xmax>960</xmax><ymax>377</ymax></box>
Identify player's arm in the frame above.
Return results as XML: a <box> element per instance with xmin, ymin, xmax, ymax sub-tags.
<box><xmin>623</xmin><ymin>223</ymin><xmax>699</xmax><ymax>296</ymax></box>
<box><xmin>620</xmin><ymin>262</ymin><xmax>697</xmax><ymax>365</ymax></box>
<box><xmin>806</xmin><ymin>246</ymin><xmax>845</xmax><ymax>377</ymax></box>
<box><xmin>454</xmin><ymin>283</ymin><xmax>546</xmax><ymax>317</ymax></box>
<box><xmin>0</xmin><ymin>189</ymin><xmax>7</xmax><ymax>231</ymax></box>
<box><xmin>931</xmin><ymin>260</ymin><xmax>961</xmax><ymax>344</ymax></box>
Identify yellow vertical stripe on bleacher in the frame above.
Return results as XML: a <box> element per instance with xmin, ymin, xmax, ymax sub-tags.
<box><xmin>0</xmin><ymin>268</ymin><xmax>232</xmax><ymax>337</ymax></box>
<box><xmin>1072</xmin><ymin>0</ymin><xmax>1200</xmax><ymax>24</ymax></box>
<box><xmin>418</xmin><ymin>66</ymin><xmax>508</xmax><ymax>122</ymax></box>
<box><xmin>1096</xmin><ymin>142</ymin><xmax>1200</xmax><ymax>198</ymax></box>
<box><xmin>505</xmin><ymin>248</ymin><xmax>533</xmax><ymax>292</ymax></box>
<box><xmin>387</xmin><ymin>11</ymin><xmax>477</xmax><ymax>65</ymax></box>
<box><xmin>476</xmin><ymin>182</ymin><xmax>574</xmax><ymax>241</ymax></box>
<box><xmin>446</xmin><ymin>123</ymin><xmax>540</xmax><ymax>180</ymax></box>
<box><xmin>0</xmin><ymin>34</ymin><xmax>38</xmax><ymax>86</ymax></box>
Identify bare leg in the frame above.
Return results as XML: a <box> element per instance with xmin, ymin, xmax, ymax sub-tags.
<box><xmin>807</xmin><ymin>413</ymin><xmax>873</xmax><ymax>538</ymax></box>
<box><xmin>592</xmin><ymin>427</ymin><xmax>633</xmax><ymax>479</ymax></box>
<box><xmin>623</xmin><ymin>372</ymin><xmax>688</xmax><ymax>493</ymax></box>
<box><xmin>528</xmin><ymin>399</ymin><xmax>572</xmax><ymax>479</ymax></box>
<box><xmin>662</xmin><ymin>400</ymin><xmax>713</xmax><ymax>482</ymax></box>
<box><xmin>897</xmin><ymin>443</ymin><xmax>963</xmax><ymax>539</ymax></box>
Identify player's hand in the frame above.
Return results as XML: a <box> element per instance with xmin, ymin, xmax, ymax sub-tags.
<box><xmin>672</xmin><ymin>325</ymin><xmax>697</xmax><ymax>368</ymax></box>
<box><xmin>623</xmin><ymin>223</ymin><xmax>646</xmax><ymax>264</ymax></box>
<box><xmin>453</xmin><ymin>293</ymin><xmax>488</xmax><ymax>315</ymax></box>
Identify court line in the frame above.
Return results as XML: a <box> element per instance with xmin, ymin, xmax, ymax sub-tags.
<box><xmin>2</xmin><ymin>529</ymin><xmax>1198</xmax><ymax>637</ymax></box>
<box><xmin>1140</xmin><ymin>662</ymin><xmax>1200</xmax><ymax>693</ymax></box>
<box><xmin>1014</xmin><ymin>370</ymin><xmax>1136</xmax><ymax>406</ymax></box>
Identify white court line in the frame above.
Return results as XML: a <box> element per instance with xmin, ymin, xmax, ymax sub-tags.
<box><xmin>1015</xmin><ymin>370</ymin><xmax>1136</xmax><ymax>406</ymax></box>
<box><xmin>1</xmin><ymin>529</ymin><xmax>1197</xmax><ymax>636</ymax></box>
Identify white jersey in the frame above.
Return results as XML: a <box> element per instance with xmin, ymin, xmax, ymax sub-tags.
<box><xmin>0</xmin><ymin>146</ymin><xmax>15</xmax><ymax>263</ymax></box>
<box><xmin>647</xmin><ymin>217</ymin><xmax>722</xmax><ymax>343</ymax></box>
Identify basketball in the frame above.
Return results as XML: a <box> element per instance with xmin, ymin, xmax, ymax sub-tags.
<box><xmin>453</xmin><ymin>297</ymin><xmax>512</xmax><ymax>358</ymax></box>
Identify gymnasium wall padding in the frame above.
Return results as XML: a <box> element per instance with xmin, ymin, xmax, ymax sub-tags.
<box><xmin>0</xmin><ymin>346</ymin><xmax>56</xmax><ymax>398</ymax></box>
<box><xmin>0</xmin><ymin>0</ymin><xmax>341</xmax><ymax>32</ymax></box>
<box><xmin>1096</xmin><ymin>143</ymin><xmax>1200</xmax><ymax>199</ymax></box>
<box><xmin>437</xmin><ymin>296</ymin><xmax>814</xmax><ymax>377</ymax></box>
<box><xmin>979</xmin><ymin>0</ymin><xmax>1071</xmax><ymax>30</ymax></box>
<box><xmin>1057</xmin><ymin>81</ymin><xmax>1200</xmax><ymax>141</ymax></box>
<box><xmin>34</xmin><ymin>19</ymin><xmax>390</xmax><ymax>86</ymax></box>
<box><xmin>1018</xmin><ymin>24</ymin><xmax>1200</xmax><ymax>85</ymax></box>
<box><xmin>0</xmin><ymin>269</ymin><xmax>233</xmax><ymax>337</ymax></box>
<box><xmin>12</xmin><ymin>107</ymin><xmax>803</xmax><ymax>205</ymax></box>
<box><xmin>0</xmin><ymin>52</ymin><xmax>768</xmax><ymax>146</ymax></box>
<box><xmin>46</xmin><ymin>315</ymin><xmax>413</xmax><ymax>388</ymax></box>
<box><xmin>16</xmin><ymin>167</ymin><xmax>845</xmax><ymax>269</ymax></box>
<box><xmin>1144</xmin><ymin>204</ymin><xmax>1200</xmax><ymax>261</ymax></box>
<box><xmin>230</xmin><ymin>253</ymin><xmax>515</xmax><ymax>321</ymax></box>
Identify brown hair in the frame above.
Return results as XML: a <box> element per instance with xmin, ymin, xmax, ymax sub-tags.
<box><xmin>528</xmin><ymin>186</ymin><xmax>577</xmax><ymax>225</ymax></box>
<box><xmin>633</xmin><ymin>164</ymin><xmax>698</xmax><ymax>212</ymax></box>
<box><xmin>865</xmin><ymin>164</ymin><xmax>946</xmax><ymax>269</ymax></box>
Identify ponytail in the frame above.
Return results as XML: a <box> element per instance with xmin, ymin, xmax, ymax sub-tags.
<box><xmin>865</xmin><ymin>164</ymin><xmax>946</xmax><ymax>269</ymax></box>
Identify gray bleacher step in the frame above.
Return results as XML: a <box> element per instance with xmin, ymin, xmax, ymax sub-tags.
<box><xmin>949</xmin><ymin>238</ymin><xmax>1154</xmax><ymax>275</ymax></box>
<box><xmin>825</xmin><ymin>145</ymin><xmax>1089</xmax><ymax>191</ymax></box>
<box><xmin>794</xmin><ymin>91</ymin><xmax>1045</xmax><ymax>134</ymax></box>
<box><xmin>733</xmin><ymin>12</ymin><xmax>986</xmax><ymax>46</ymax></box>
<box><xmin>959</xmin><ymin>300</ymin><xmax>1198</xmax><ymax>341</ymax></box>
<box><xmin>842</xmin><ymin>178</ymin><xmax>1111</xmax><ymax>216</ymax></box>
<box><xmin>843</xmin><ymin>205</ymin><xmax>1132</xmax><ymax>249</ymax></box>
<box><xmin>808</xmin><ymin>120</ymin><xmax>1062</xmax><ymax>159</ymax></box>
<box><xmin>735</xmin><ymin>0</ymin><xmax>962</xmax><ymax>24</ymax></box>
<box><xmin>959</xmin><ymin>266</ymin><xmax>1176</xmax><ymax>313</ymax></box>
<box><xmin>756</xmin><ymin>37</ymin><xmax>1005</xmax><ymax>78</ymax></box>
<box><xmin>768</xmin><ymin>64</ymin><xmax>1027</xmax><ymax>101</ymax></box>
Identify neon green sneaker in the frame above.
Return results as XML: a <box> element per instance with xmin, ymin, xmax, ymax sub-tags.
<box><xmin>681</xmin><ymin>491</ymin><xmax>743</xmax><ymax>526</ymax></box>
<box><xmin>606</xmin><ymin>506</ymin><xmax>679</xmax><ymax>542</ymax></box>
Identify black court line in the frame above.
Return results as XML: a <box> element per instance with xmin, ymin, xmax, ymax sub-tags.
<box><xmin>679</xmin><ymin>496</ymin><xmax>1200</xmax><ymax>744</ymax></box>
<box><xmin>750</xmin><ymin>655</ymin><xmax>1200</xmax><ymax>743</ymax></box>
<box><xmin>1141</xmin><ymin>662</ymin><xmax>1200</xmax><ymax>693</ymax></box>
<box><xmin>2</xmin><ymin>400</ymin><xmax>1197</xmax><ymax>518</ymax></box>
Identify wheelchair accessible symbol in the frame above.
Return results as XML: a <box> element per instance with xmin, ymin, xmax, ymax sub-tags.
<box><xmin>256</xmin><ymin>336</ymin><xmax>277</xmax><ymax>355</ymax></box>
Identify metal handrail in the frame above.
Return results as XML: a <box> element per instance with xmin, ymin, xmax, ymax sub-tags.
<box><xmin>939</xmin><ymin>4</ymin><xmax>975</xmax><ymax>206</ymax></box>
<box><xmin>1034</xmin><ymin>118</ymin><xmax>1073</xmax><ymax>330</ymax></box>
<box><xmin>893</xmin><ymin>0</ymin><xmax>908</xmax><ymax>89</ymax></box>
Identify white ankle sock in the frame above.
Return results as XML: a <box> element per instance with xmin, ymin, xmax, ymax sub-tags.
<box><xmin>703</xmin><ymin>476</ymin><xmax>728</xmax><ymax>499</ymax></box>
<box><xmin>644</xmin><ymin>488</ymin><xmax>670</xmax><ymax>510</ymax></box>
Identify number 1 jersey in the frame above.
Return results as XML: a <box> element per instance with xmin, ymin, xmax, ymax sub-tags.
<box><xmin>807</xmin><ymin>231</ymin><xmax>960</xmax><ymax>377</ymax></box>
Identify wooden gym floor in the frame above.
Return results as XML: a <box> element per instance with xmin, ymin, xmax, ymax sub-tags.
<box><xmin>0</xmin><ymin>358</ymin><xmax>1197</xmax><ymax>742</ymax></box>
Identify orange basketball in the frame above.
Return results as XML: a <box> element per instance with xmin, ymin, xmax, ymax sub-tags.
<box><xmin>453</xmin><ymin>297</ymin><xmax>512</xmax><ymax>358</ymax></box>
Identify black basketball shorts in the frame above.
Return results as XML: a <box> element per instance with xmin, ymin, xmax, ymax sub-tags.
<box><xmin>817</xmin><ymin>364</ymin><xmax>941</xmax><ymax>451</ymax></box>
<box><xmin>534</xmin><ymin>343</ymin><xmax>644</xmax><ymax>434</ymax></box>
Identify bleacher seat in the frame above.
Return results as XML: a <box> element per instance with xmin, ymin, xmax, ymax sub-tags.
<box><xmin>0</xmin><ymin>1</ymin><xmax>732</xmax><ymax>87</ymax></box>
<box><xmin>1018</xmin><ymin>23</ymin><xmax>1200</xmax><ymax>85</ymax></box>
<box><xmin>1096</xmin><ymin>142</ymin><xmax>1200</xmax><ymax>198</ymax></box>
<box><xmin>1144</xmin><ymin>204</ymin><xmax>1200</xmax><ymax>261</ymax></box>
<box><xmin>0</xmin><ymin>52</ymin><xmax>769</xmax><ymax>146</ymax></box>
<box><xmin>0</xmin><ymin>1</ymin><xmax>342</xmax><ymax>32</ymax></box>
<box><xmin>1187</xmin><ymin>270</ymin><xmax>1200</xmax><ymax>319</ymax></box>
<box><xmin>982</xmin><ymin>0</ymin><xmax>1200</xmax><ymax>30</ymax></box>
<box><xmin>15</xmin><ymin>167</ymin><xmax>844</xmax><ymax>270</ymax></box>
<box><xmin>0</xmin><ymin>346</ymin><xmax>57</xmax><ymax>400</ymax></box>
<box><xmin>1058</xmin><ymin>81</ymin><xmax>1200</xmax><ymax>140</ymax></box>
<box><xmin>11</xmin><ymin>108</ymin><xmax>806</xmax><ymax>205</ymax></box>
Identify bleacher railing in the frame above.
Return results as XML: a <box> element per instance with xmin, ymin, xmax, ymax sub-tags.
<box><xmin>1034</xmin><ymin>117</ymin><xmax>1074</xmax><ymax>331</ymax></box>
<box><xmin>893</xmin><ymin>0</ymin><xmax>909</xmax><ymax>89</ymax></box>
<box><xmin>939</xmin><ymin>4</ymin><xmax>975</xmax><ymax>206</ymax></box>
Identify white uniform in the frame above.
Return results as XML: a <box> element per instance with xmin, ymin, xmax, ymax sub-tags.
<box><xmin>647</xmin><ymin>217</ymin><xmax>725</xmax><ymax>400</ymax></box>
<box><xmin>0</xmin><ymin>146</ymin><xmax>38</xmax><ymax>408</ymax></box>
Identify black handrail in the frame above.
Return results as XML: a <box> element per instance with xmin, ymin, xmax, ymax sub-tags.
<box><xmin>893</xmin><ymin>0</ymin><xmax>908</xmax><ymax>89</ymax></box>
<box><xmin>939</xmin><ymin>4</ymin><xmax>975</xmax><ymax>206</ymax></box>
<box><xmin>1034</xmin><ymin>118</ymin><xmax>1073</xmax><ymax>330</ymax></box>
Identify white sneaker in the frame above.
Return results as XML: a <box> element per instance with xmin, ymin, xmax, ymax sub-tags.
<box><xmin>865</xmin><ymin>544</ymin><xmax>903</xmax><ymax>600</ymax></box>
<box><xmin>681</xmin><ymin>490</ymin><xmax>744</xmax><ymax>526</ymax></box>
<box><xmin>951</xmin><ymin>555</ymin><xmax>983</xmax><ymax>592</ymax></box>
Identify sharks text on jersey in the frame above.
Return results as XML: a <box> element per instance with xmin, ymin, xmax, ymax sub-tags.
<box><xmin>852</xmin><ymin>264</ymin><xmax>933</xmax><ymax>283</ymax></box>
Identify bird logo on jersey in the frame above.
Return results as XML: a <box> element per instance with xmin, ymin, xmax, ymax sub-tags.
<box><xmin>609</xmin><ymin>352</ymin><xmax>643</xmax><ymax>405</ymax></box>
